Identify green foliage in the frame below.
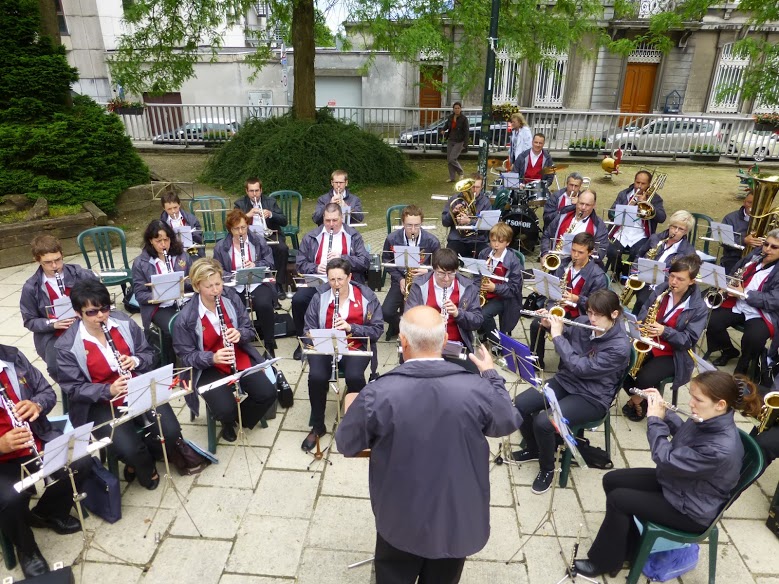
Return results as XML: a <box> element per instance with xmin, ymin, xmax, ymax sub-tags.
<box><xmin>0</xmin><ymin>96</ymin><xmax>149</xmax><ymax>212</ymax></box>
<box><xmin>201</xmin><ymin>109</ymin><xmax>416</xmax><ymax>198</ymax></box>
<box><xmin>691</xmin><ymin>144</ymin><xmax>720</xmax><ymax>154</ymax></box>
<box><xmin>568</xmin><ymin>137</ymin><xmax>605</xmax><ymax>150</ymax></box>
<box><xmin>755</xmin><ymin>112</ymin><xmax>779</xmax><ymax>127</ymax></box>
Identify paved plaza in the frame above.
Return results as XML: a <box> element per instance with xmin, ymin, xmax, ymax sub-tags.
<box><xmin>0</xmin><ymin>232</ymin><xmax>778</xmax><ymax>584</ymax></box>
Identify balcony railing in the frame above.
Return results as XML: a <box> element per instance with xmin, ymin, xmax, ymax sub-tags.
<box><xmin>111</xmin><ymin>103</ymin><xmax>764</xmax><ymax>161</ymax></box>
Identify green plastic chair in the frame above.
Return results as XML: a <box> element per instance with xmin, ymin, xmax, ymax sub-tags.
<box><xmin>512</xmin><ymin>248</ymin><xmax>526</xmax><ymax>267</ymax></box>
<box><xmin>189</xmin><ymin>195</ymin><xmax>229</xmax><ymax>244</ymax></box>
<box><xmin>269</xmin><ymin>191</ymin><xmax>303</xmax><ymax>250</ymax></box>
<box><xmin>385</xmin><ymin>204</ymin><xmax>408</xmax><ymax>235</ymax></box>
<box><xmin>626</xmin><ymin>430</ymin><xmax>764</xmax><ymax>584</ymax></box>
<box><xmin>76</xmin><ymin>227</ymin><xmax>133</xmax><ymax>295</ymax></box>
<box><xmin>688</xmin><ymin>212</ymin><xmax>714</xmax><ymax>257</ymax></box>
<box><xmin>559</xmin><ymin>346</ymin><xmax>636</xmax><ymax>488</ymax></box>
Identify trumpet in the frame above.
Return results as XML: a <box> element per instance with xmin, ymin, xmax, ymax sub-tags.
<box><xmin>519</xmin><ymin>309</ymin><xmax>605</xmax><ymax>332</ymax></box>
<box><xmin>628</xmin><ymin>387</ymin><xmax>702</xmax><ymax>422</ymax></box>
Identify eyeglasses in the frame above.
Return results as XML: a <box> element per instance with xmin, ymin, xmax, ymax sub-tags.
<box><xmin>40</xmin><ymin>257</ymin><xmax>63</xmax><ymax>266</ymax></box>
<box><xmin>82</xmin><ymin>305</ymin><xmax>111</xmax><ymax>317</ymax></box>
<box><xmin>434</xmin><ymin>270</ymin><xmax>456</xmax><ymax>279</ymax></box>
<box><xmin>586</xmin><ymin>309</ymin><xmax>603</xmax><ymax>318</ymax></box>
<box><xmin>763</xmin><ymin>242</ymin><xmax>779</xmax><ymax>250</ymax></box>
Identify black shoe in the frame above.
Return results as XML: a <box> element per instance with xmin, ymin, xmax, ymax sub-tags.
<box><xmin>29</xmin><ymin>510</ymin><xmax>81</xmax><ymax>535</ymax></box>
<box><xmin>531</xmin><ymin>469</ymin><xmax>555</xmax><ymax>494</ymax></box>
<box><xmin>510</xmin><ymin>449</ymin><xmax>539</xmax><ymax>463</ymax></box>
<box><xmin>713</xmin><ymin>348</ymin><xmax>739</xmax><ymax>366</ymax></box>
<box><xmin>123</xmin><ymin>465</ymin><xmax>136</xmax><ymax>484</ymax></box>
<box><xmin>277</xmin><ymin>288</ymin><xmax>287</xmax><ymax>302</ymax></box>
<box><xmin>140</xmin><ymin>471</ymin><xmax>160</xmax><ymax>491</ymax></box>
<box><xmin>17</xmin><ymin>547</ymin><xmax>49</xmax><ymax>578</ymax></box>
<box><xmin>221</xmin><ymin>422</ymin><xmax>237</xmax><ymax>443</ymax></box>
<box><xmin>301</xmin><ymin>429</ymin><xmax>325</xmax><ymax>452</ymax></box>
<box><xmin>293</xmin><ymin>346</ymin><xmax>303</xmax><ymax>361</ymax></box>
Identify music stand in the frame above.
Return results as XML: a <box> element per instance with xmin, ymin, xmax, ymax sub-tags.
<box><xmin>248</xmin><ymin>224</ymin><xmax>280</xmax><ymax>245</ymax></box>
<box><xmin>501</xmin><ymin>172</ymin><xmax>521</xmax><ymax>189</ymax></box>
<box><xmin>292</xmin><ymin>273</ymin><xmax>328</xmax><ymax>290</ymax></box>
<box><xmin>608</xmin><ymin>204</ymin><xmax>642</xmax><ymax>232</ymax></box>
<box><xmin>148</xmin><ymin>271</ymin><xmax>187</xmax><ymax>308</ymax></box>
<box><xmin>460</xmin><ymin>258</ymin><xmax>510</xmax><ymax>284</ymax></box>
<box><xmin>698</xmin><ymin>263</ymin><xmax>744</xmax><ymax>296</ymax></box>
<box><xmin>531</xmin><ymin>269</ymin><xmax>565</xmax><ymax>304</ymax></box>
<box><xmin>46</xmin><ymin>296</ymin><xmax>77</xmax><ymax>324</ymax></box>
<box><xmin>173</xmin><ymin>225</ymin><xmax>206</xmax><ymax>255</ymax></box>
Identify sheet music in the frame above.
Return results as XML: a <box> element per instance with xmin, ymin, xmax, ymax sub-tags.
<box><xmin>634</xmin><ymin>258</ymin><xmax>667</xmax><ymax>286</ymax></box>
<box><xmin>50</xmin><ymin>296</ymin><xmax>76</xmax><ymax>321</ymax></box>
<box><xmin>198</xmin><ymin>358</ymin><xmax>282</xmax><ymax>394</ymax></box>
<box><xmin>612</xmin><ymin>204</ymin><xmax>642</xmax><ymax>229</ymax></box>
<box><xmin>174</xmin><ymin>225</ymin><xmax>194</xmax><ymax>248</ymax></box>
<box><xmin>697</xmin><ymin>263</ymin><xmax>729</xmax><ymax>289</ymax></box>
<box><xmin>531</xmin><ymin>269</ymin><xmax>563</xmax><ymax>302</ymax></box>
<box><xmin>392</xmin><ymin>246</ymin><xmax>423</xmax><ymax>268</ymax></box>
<box><xmin>151</xmin><ymin>272</ymin><xmax>185</xmax><ymax>303</ymax></box>
<box><xmin>41</xmin><ymin>422</ymin><xmax>94</xmax><ymax>478</ymax></box>
<box><xmin>125</xmin><ymin>364</ymin><xmax>175</xmax><ymax>415</ymax></box>
<box><xmin>475</xmin><ymin>210</ymin><xmax>501</xmax><ymax>231</ymax></box>
<box><xmin>309</xmin><ymin>329</ymin><xmax>349</xmax><ymax>355</ymax></box>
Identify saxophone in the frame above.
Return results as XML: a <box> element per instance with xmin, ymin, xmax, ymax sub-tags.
<box><xmin>479</xmin><ymin>257</ymin><xmax>495</xmax><ymax>307</ymax></box>
<box><xmin>549</xmin><ymin>263</ymin><xmax>572</xmax><ymax>318</ymax></box>
<box><xmin>629</xmin><ymin>288</ymin><xmax>669</xmax><ymax>378</ymax></box>
<box><xmin>543</xmin><ymin>212</ymin><xmax>581</xmax><ymax>273</ymax></box>
<box><xmin>758</xmin><ymin>392</ymin><xmax>779</xmax><ymax>434</ymax></box>
<box><xmin>645</xmin><ymin>237</ymin><xmax>669</xmax><ymax>261</ymax></box>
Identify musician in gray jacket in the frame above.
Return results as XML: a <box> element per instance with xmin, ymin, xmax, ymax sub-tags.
<box><xmin>540</xmin><ymin>190</ymin><xmax>608</xmax><ymax>262</ymax></box>
<box><xmin>292</xmin><ymin>204</ymin><xmax>371</xmax><ymax>360</ymax></box>
<box><xmin>159</xmin><ymin>191</ymin><xmax>204</xmax><ymax>257</ymax></box>
<box><xmin>441</xmin><ymin>173</ymin><xmax>492</xmax><ymax>259</ymax></box>
<box><xmin>512</xmin><ymin>133</ymin><xmax>554</xmax><ymax>187</ymax></box>
<box><xmin>720</xmin><ymin>193</ymin><xmax>762</xmax><ymax>274</ymax></box>
<box><xmin>312</xmin><ymin>170</ymin><xmax>364</xmax><ymax>226</ymax></box>
<box><xmin>405</xmin><ymin>248</ymin><xmax>483</xmax><ymax>373</ymax></box>
<box><xmin>300</xmin><ymin>258</ymin><xmax>383</xmax><ymax>452</ymax></box>
<box><xmin>20</xmin><ymin>235</ymin><xmax>97</xmax><ymax>382</ymax></box>
<box><xmin>542</xmin><ymin>172</ymin><xmax>584</xmax><ymax>228</ymax></box>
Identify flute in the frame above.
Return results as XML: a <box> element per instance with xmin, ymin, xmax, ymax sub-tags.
<box><xmin>519</xmin><ymin>309</ymin><xmax>606</xmax><ymax>332</ymax></box>
<box><xmin>330</xmin><ymin>289</ymin><xmax>340</xmax><ymax>382</ymax></box>
<box><xmin>214</xmin><ymin>294</ymin><xmax>244</xmax><ymax>396</ymax></box>
<box><xmin>628</xmin><ymin>387</ymin><xmax>703</xmax><ymax>422</ymax></box>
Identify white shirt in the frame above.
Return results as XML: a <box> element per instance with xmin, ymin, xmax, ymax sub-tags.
<box><xmin>735</xmin><ymin>263</ymin><xmax>775</xmax><ymax>320</ymax></box>
<box><xmin>198</xmin><ymin>297</ymin><xmax>223</xmax><ymax>336</ymax></box>
<box><xmin>318</xmin><ymin>227</ymin><xmax>345</xmax><ymax>269</ymax></box>
<box><xmin>486</xmin><ymin>248</ymin><xmax>507</xmax><ymax>270</ymax></box>
<box><xmin>657</xmin><ymin>239</ymin><xmax>682</xmax><ymax>263</ymax></box>
<box><xmin>324</xmin><ymin>284</ymin><xmax>356</xmax><ymax>322</ymax></box>
<box><xmin>79</xmin><ymin>319</ymin><xmax>136</xmax><ymax>373</ymax></box>
<box><xmin>166</xmin><ymin>213</ymin><xmax>184</xmax><ymax>230</ymax></box>
<box><xmin>432</xmin><ymin>278</ymin><xmax>456</xmax><ymax>312</ymax></box>
<box><xmin>41</xmin><ymin>273</ymin><xmax>67</xmax><ymax>299</ymax></box>
<box><xmin>615</xmin><ymin>188</ymin><xmax>647</xmax><ymax>248</ymax></box>
<box><xmin>529</xmin><ymin>150</ymin><xmax>542</xmax><ymax>167</ymax></box>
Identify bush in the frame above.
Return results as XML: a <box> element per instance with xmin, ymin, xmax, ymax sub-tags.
<box><xmin>690</xmin><ymin>144</ymin><xmax>720</xmax><ymax>155</ymax></box>
<box><xmin>201</xmin><ymin>109</ymin><xmax>416</xmax><ymax>198</ymax></box>
<box><xmin>0</xmin><ymin>95</ymin><xmax>149</xmax><ymax>212</ymax></box>
<box><xmin>568</xmin><ymin>137</ymin><xmax>605</xmax><ymax>149</ymax></box>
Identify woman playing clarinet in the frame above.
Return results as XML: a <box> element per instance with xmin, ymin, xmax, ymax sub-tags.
<box><xmin>623</xmin><ymin>254</ymin><xmax>708</xmax><ymax>421</ymax></box>
<box><xmin>573</xmin><ymin>371</ymin><xmax>762</xmax><ymax>578</ymax></box>
<box><xmin>132</xmin><ymin>220</ymin><xmax>193</xmax><ymax>361</ymax></box>
<box><xmin>213</xmin><ymin>209</ymin><xmax>277</xmax><ymax>357</ymax></box>
<box><xmin>56</xmin><ymin>280</ymin><xmax>204</xmax><ymax>489</ymax></box>
<box><xmin>172</xmin><ymin>259</ymin><xmax>277</xmax><ymax>443</ymax></box>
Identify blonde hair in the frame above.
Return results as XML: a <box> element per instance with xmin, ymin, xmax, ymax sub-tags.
<box><xmin>510</xmin><ymin>113</ymin><xmax>527</xmax><ymax>127</ymax></box>
<box><xmin>189</xmin><ymin>258</ymin><xmax>223</xmax><ymax>292</ymax></box>
<box><xmin>669</xmin><ymin>210</ymin><xmax>695</xmax><ymax>232</ymax></box>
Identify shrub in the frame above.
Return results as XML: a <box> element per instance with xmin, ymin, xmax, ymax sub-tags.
<box><xmin>690</xmin><ymin>144</ymin><xmax>721</xmax><ymax>155</ymax></box>
<box><xmin>568</xmin><ymin>137</ymin><xmax>605</xmax><ymax>149</ymax></box>
<box><xmin>201</xmin><ymin>109</ymin><xmax>416</xmax><ymax>198</ymax></box>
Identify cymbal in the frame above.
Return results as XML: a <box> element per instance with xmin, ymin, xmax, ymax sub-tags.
<box><xmin>542</xmin><ymin>164</ymin><xmax>569</xmax><ymax>174</ymax></box>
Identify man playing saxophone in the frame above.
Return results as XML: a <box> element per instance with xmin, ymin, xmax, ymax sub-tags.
<box><xmin>539</xmin><ymin>190</ymin><xmax>608</xmax><ymax>267</ymax></box>
<box><xmin>622</xmin><ymin>255</ymin><xmax>708</xmax><ymax>421</ymax></box>
<box><xmin>530</xmin><ymin>232</ymin><xmax>607</xmax><ymax>369</ymax></box>
<box><xmin>381</xmin><ymin>205</ymin><xmax>440</xmax><ymax>341</ymax></box>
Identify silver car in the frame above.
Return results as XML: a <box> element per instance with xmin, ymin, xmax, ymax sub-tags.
<box><xmin>604</xmin><ymin>117</ymin><xmax>722</xmax><ymax>155</ymax></box>
<box><xmin>726</xmin><ymin>130</ymin><xmax>779</xmax><ymax>161</ymax></box>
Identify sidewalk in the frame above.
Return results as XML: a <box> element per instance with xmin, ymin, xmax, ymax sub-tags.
<box><xmin>0</xmin><ymin>250</ymin><xmax>777</xmax><ymax>584</ymax></box>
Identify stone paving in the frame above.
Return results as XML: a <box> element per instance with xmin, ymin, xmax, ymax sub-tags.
<box><xmin>0</xmin><ymin>240</ymin><xmax>778</xmax><ymax>584</ymax></box>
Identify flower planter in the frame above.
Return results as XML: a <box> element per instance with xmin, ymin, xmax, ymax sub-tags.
<box><xmin>755</xmin><ymin>123</ymin><xmax>779</xmax><ymax>133</ymax></box>
<box><xmin>568</xmin><ymin>149</ymin><xmax>600</xmax><ymax>157</ymax></box>
<box><xmin>690</xmin><ymin>154</ymin><xmax>720</xmax><ymax>162</ymax></box>
<box><xmin>115</xmin><ymin>106</ymin><xmax>144</xmax><ymax>115</ymax></box>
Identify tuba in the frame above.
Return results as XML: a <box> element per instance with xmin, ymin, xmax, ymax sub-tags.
<box><xmin>450</xmin><ymin>178</ymin><xmax>478</xmax><ymax>237</ymax></box>
<box><xmin>759</xmin><ymin>392</ymin><xmax>779</xmax><ymax>434</ymax></box>
<box><xmin>742</xmin><ymin>175</ymin><xmax>779</xmax><ymax>257</ymax></box>
<box><xmin>635</xmin><ymin>172</ymin><xmax>667</xmax><ymax>220</ymax></box>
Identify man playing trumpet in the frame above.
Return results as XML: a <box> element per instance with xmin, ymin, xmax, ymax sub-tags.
<box><xmin>312</xmin><ymin>170</ymin><xmax>364</xmax><ymax>226</ymax></box>
<box><xmin>542</xmin><ymin>172</ymin><xmax>584</xmax><ymax>229</ymax></box>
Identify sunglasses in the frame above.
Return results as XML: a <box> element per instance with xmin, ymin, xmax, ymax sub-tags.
<box><xmin>763</xmin><ymin>242</ymin><xmax>779</xmax><ymax>251</ymax></box>
<box><xmin>82</xmin><ymin>305</ymin><xmax>111</xmax><ymax>317</ymax></box>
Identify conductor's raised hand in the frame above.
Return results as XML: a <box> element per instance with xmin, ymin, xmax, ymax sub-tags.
<box><xmin>469</xmin><ymin>345</ymin><xmax>495</xmax><ymax>373</ymax></box>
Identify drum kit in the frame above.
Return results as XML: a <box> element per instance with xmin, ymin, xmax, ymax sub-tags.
<box><xmin>488</xmin><ymin>161</ymin><xmax>569</xmax><ymax>254</ymax></box>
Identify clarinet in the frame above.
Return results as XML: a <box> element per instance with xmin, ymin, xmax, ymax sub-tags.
<box><xmin>330</xmin><ymin>288</ymin><xmax>340</xmax><ymax>382</ymax></box>
<box><xmin>100</xmin><ymin>323</ymin><xmax>129</xmax><ymax>377</ymax></box>
<box><xmin>0</xmin><ymin>382</ymin><xmax>42</xmax><ymax>463</ymax></box>
<box><xmin>55</xmin><ymin>269</ymin><xmax>66</xmax><ymax>296</ymax></box>
<box><xmin>327</xmin><ymin>228</ymin><xmax>335</xmax><ymax>259</ymax></box>
<box><xmin>441</xmin><ymin>286</ymin><xmax>449</xmax><ymax>324</ymax></box>
<box><xmin>214</xmin><ymin>294</ymin><xmax>244</xmax><ymax>396</ymax></box>
<box><xmin>163</xmin><ymin>248</ymin><xmax>173</xmax><ymax>273</ymax></box>
<box><xmin>238</xmin><ymin>234</ymin><xmax>251</xmax><ymax>312</ymax></box>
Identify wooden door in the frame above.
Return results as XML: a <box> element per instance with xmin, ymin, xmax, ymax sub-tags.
<box><xmin>143</xmin><ymin>92</ymin><xmax>183</xmax><ymax>137</ymax></box>
<box><xmin>419</xmin><ymin>66</ymin><xmax>442</xmax><ymax>126</ymax></box>
<box><xmin>620</xmin><ymin>63</ymin><xmax>657</xmax><ymax>114</ymax></box>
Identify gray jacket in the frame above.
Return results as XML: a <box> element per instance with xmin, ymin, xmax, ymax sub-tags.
<box><xmin>731</xmin><ymin>250</ymin><xmax>779</xmax><ymax>356</ymax></box>
<box><xmin>131</xmin><ymin>249</ymin><xmax>193</xmax><ymax>330</ymax></box>
<box><xmin>312</xmin><ymin>190</ymin><xmax>364</xmax><ymax>226</ymax></box>
<box><xmin>608</xmin><ymin>186</ymin><xmax>667</xmax><ymax>236</ymax></box>
<box><xmin>20</xmin><ymin>264</ymin><xmax>98</xmax><ymax>358</ymax></box>
<box><xmin>172</xmin><ymin>287</ymin><xmax>263</xmax><ymax>417</ymax></box>
<box><xmin>158</xmin><ymin>209</ymin><xmax>204</xmax><ymax>256</ymax></box>
<box><xmin>648</xmin><ymin>410</ymin><xmax>743</xmax><ymax>526</ymax></box>
<box><xmin>543</xmin><ymin>187</ymin><xmax>577</xmax><ymax>228</ymax></box>
<box><xmin>213</xmin><ymin>230</ymin><xmax>275</xmax><ymax>274</ymax></box>
<box><xmin>303</xmin><ymin>281</ymin><xmax>384</xmax><ymax>344</ymax></box>
<box><xmin>381</xmin><ymin>228</ymin><xmax>441</xmax><ymax>287</ymax></box>
<box><xmin>638</xmin><ymin>283</ymin><xmax>708</xmax><ymax>391</ymax></box>
<box><xmin>476</xmin><ymin>247</ymin><xmax>524</xmax><ymax>334</ymax></box>
<box><xmin>0</xmin><ymin>345</ymin><xmax>59</xmax><ymax>443</ymax></box>
<box><xmin>552</xmin><ymin>316</ymin><xmax>632</xmax><ymax>410</ymax></box>
<box><xmin>440</xmin><ymin>193</ymin><xmax>492</xmax><ymax>244</ymax></box>
<box><xmin>720</xmin><ymin>207</ymin><xmax>750</xmax><ymax>271</ymax></box>
<box><xmin>335</xmin><ymin>360</ymin><xmax>522</xmax><ymax>558</ymax></box>
<box><xmin>296</xmin><ymin>225</ymin><xmax>370</xmax><ymax>283</ymax></box>
<box><xmin>55</xmin><ymin>312</ymin><xmax>156</xmax><ymax>427</ymax></box>
<box><xmin>405</xmin><ymin>273</ymin><xmax>483</xmax><ymax>352</ymax></box>
<box><xmin>540</xmin><ymin>212</ymin><xmax>609</xmax><ymax>260</ymax></box>
<box><xmin>635</xmin><ymin>230</ymin><xmax>697</xmax><ymax>268</ymax></box>
<box><xmin>547</xmin><ymin>258</ymin><xmax>607</xmax><ymax>317</ymax></box>
<box><xmin>234</xmin><ymin>195</ymin><xmax>288</xmax><ymax>232</ymax></box>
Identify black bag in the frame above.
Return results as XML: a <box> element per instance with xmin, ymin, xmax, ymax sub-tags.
<box><xmin>276</xmin><ymin>369</ymin><xmax>294</xmax><ymax>408</ymax></box>
<box><xmin>82</xmin><ymin>457</ymin><xmax>121</xmax><ymax>524</ymax></box>
<box><xmin>522</xmin><ymin>291</ymin><xmax>547</xmax><ymax>313</ymax></box>
<box><xmin>166</xmin><ymin>436</ymin><xmax>210</xmax><ymax>476</ymax></box>
<box><xmin>575</xmin><ymin>437</ymin><xmax>613</xmax><ymax>470</ymax></box>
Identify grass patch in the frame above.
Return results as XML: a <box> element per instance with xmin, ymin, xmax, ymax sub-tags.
<box><xmin>0</xmin><ymin>203</ymin><xmax>84</xmax><ymax>224</ymax></box>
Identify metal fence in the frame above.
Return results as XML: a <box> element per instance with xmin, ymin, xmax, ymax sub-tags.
<box><xmin>112</xmin><ymin>103</ymin><xmax>772</xmax><ymax>160</ymax></box>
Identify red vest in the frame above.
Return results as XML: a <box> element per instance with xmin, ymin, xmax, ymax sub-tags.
<box><xmin>486</xmin><ymin>261</ymin><xmax>508</xmax><ymax>301</ymax></box>
<box><xmin>0</xmin><ymin>370</ymin><xmax>43</xmax><ymax>462</ymax></box>
<box><xmin>325</xmin><ymin>286</ymin><xmax>366</xmax><ymax>349</ymax></box>
<box><xmin>84</xmin><ymin>328</ymin><xmax>132</xmax><ymax>407</ymax></box>
<box><xmin>524</xmin><ymin>153</ymin><xmax>543</xmax><ymax>181</ymax></box>
<box><xmin>652</xmin><ymin>295</ymin><xmax>683</xmax><ymax>358</ymax></box>
<box><xmin>556</xmin><ymin>212</ymin><xmax>596</xmax><ymax>241</ymax></box>
<box><xmin>426</xmin><ymin>278</ymin><xmax>462</xmax><ymax>343</ymax></box>
<box><xmin>201</xmin><ymin>300</ymin><xmax>251</xmax><ymax>375</ymax></box>
<box><xmin>564</xmin><ymin>267</ymin><xmax>587</xmax><ymax>319</ymax></box>
<box><xmin>316</xmin><ymin>232</ymin><xmax>348</xmax><ymax>265</ymax></box>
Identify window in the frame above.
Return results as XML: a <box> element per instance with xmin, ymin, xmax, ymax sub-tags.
<box><xmin>533</xmin><ymin>48</ymin><xmax>568</xmax><ymax>108</ymax></box>
<box><xmin>708</xmin><ymin>43</ymin><xmax>749</xmax><ymax>113</ymax></box>
<box><xmin>54</xmin><ymin>0</ymin><xmax>68</xmax><ymax>36</ymax></box>
<box><xmin>493</xmin><ymin>49</ymin><xmax>520</xmax><ymax>105</ymax></box>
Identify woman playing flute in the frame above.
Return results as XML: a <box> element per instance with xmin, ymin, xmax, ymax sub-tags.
<box><xmin>573</xmin><ymin>371</ymin><xmax>762</xmax><ymax>578</ymax></box>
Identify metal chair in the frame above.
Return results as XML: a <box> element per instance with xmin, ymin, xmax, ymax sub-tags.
<box><xmin>188</xmin><ymin>195</ymin><xmax>229</xmax><ymax>245</ymax></box>
<box><xmin>269</xmin><ymin>191</ymin><xmax>303</xmax><ymax>250</ymax></box>
<box><xmin>76</xmin><ymin>227</ymin><xmax>133</xmax><ymax>297</ymax></box>
<box><xmin>626</xmin><ymin>430</ymin><xmax>764</xmax><ymax>584</ymax></box>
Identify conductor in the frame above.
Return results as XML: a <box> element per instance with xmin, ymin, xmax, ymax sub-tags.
<box><xmin>335</xmin><ymin>305</ymin><xmax>522</xmax><ymax>584</ymax></box>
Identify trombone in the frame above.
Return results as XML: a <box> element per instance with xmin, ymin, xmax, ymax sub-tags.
<box><xmin>635</xmin><ymin>172</ymin><xmax>667</xmax><ymax>220</ymax></box>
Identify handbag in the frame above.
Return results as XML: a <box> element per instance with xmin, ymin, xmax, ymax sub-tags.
<box><xmin>276</xmin><ymin>369</ymin><xmax>294</xmax><ymax>409</ymax></box>
<box><xmin>642</xmin><ymin>544</ymin><xmax>699</xmax><ymax>582</ymax></box>
<box><xmin>82</xmin><ymin>457</ymin><xmax>121</xmax><ymax>524</ymax></box>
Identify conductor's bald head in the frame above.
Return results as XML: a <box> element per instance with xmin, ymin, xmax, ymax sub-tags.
<box><xmin>399</xmin><ymin>306</ymin><xmax>447</xmax><ymax>360</ymax></box>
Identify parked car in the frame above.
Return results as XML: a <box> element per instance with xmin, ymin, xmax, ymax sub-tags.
<box><xmin>726</xmin><ymin>130</ymin><xmax>779</xmax><ymax>161</ymax></box>
<box><xmin>152</xmin><ymin>118</ymin><xmax>241</xmax><ymax>145</ymax></box>
<box><xmin>397</xmin><ymin>115</ymin><xmax>509</xmax><ymax>149</ymax></box>
<box><xmin>603</xmin><ymin>117</ymin><xmax>722</xmax><ymax>155</ymax></box>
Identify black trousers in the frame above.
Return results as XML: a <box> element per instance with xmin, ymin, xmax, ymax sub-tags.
<box><xmin>374</xmin><ymin>532</ymin><xmax>465</xmax><ymax>584</ymax></box>
<box><xmin>624</xmin><ymin>354</ymin><xmax>675</xmax><ymax>397</ymax></box>
<box><xmin>382</xmin><ymin>280</ymin><xmax>405</xmax><ymax>333</ymax></box>
<box><xmin>270</xmin><ymin>237</ymin><xmax>289</xmax><ymax>291</ymax></box>
<box><xmin>514</xmin><ymin>379</ymin><xmax>606</xmax><ymax>472</ymax></box>
<box><xmin>721</xmin><ymin>254</ymin><xmax>741</xmax><ymax>276</ymax></box>
<box><xmin>606</xmin><ymin>239</ymin><xmax>647</xmax><ymax>280</ymax></box>
<box><xmin>308</xmin><ymin>354</ymin><xmax>370</xmax><ymax>433</ymax></box>
<box><xmin>478</xmin><ymin>298</ymin><xmax>504</xmax><ymax>338</ymax></box>
<box><xmin>0</xmin><ymin>454</ymin><xmax>92</xmax><ymax>553</ymax></box>
<box><xmin>238</xmin><ymin>284</ymin><xmax>276</xmax><ymax>353</ymax></box>
<box><xmin>41</xmin><ymin>334</ymin><xmax>60</xmax><ymax>382</ymax></box>
<box><xmin>706</xmin><ymin>309</ymin><xmax>770</xmax><ymax>374</ymax></box>
<box><xmin>446</xmin><ymin>239</ymin><xmax>489</xmax><ymax>260</ymax></box>
<box><xmin>151</xmin><ymin>305</ymin><xmax>178</xmax><ymax>363</ymax></box>
<box><xmin>292</xmin><ymin>287</ymin><xmax>318</xmax><ymax>337</ymax></box>
<box><xmin>198</xmin><ymin>366</ymin><xmax>277</xmax><ymax>429</ymax></box>
<box><xmin>90</xmin><ymin>401</ymin><xmax>180</xmax><ymax>487</ymax></box>
<box><xmin>587</xmin><ymin>468</ymin><xmax>707</xmax><ymax>573</ymax></box>
<box><xmin>529</xmin><ymin>318</ymin><xmax>547</xmax><ymax>366</ymax></box>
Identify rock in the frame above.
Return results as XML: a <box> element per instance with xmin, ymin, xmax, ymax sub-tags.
<box><xmin>25</xmin><ymin>197</ymin><xmax>49</xmax><ymax>221</ymax></box>
<box><xmin>82</xmin><ymin>201</ymin><xmax>108</xmax><ymax>226</ymax></box>
<box><xmin>2</xmin><ymin>195</ymin><xmax>32</xmax><ymax>210</ymax></box>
